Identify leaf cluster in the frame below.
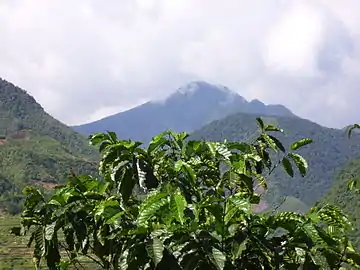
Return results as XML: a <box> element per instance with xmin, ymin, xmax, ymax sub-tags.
<box><xmin>13</xmin><ymin>119</ymin><xmax>360</xmax><ymax>269</ymax></box>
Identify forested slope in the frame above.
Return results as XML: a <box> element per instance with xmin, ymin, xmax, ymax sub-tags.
<box><xmin>322</xmin><ymin>157</ymin><xmax>360</xmax><ymax>247</ymax></box>
<box><xmin>0</xmin><ymin>78</ymin><xmax>98</xmax><ymax>213</ymax></box>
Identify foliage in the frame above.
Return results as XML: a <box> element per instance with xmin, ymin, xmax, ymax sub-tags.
<box><xmin>0</xmin><ymin>78</ymin><xmax>98</xmax><ymax>214</ymax></box>
<box><xmin>189</xmin><ymin>113</ymin><xmax>360</xmax><ymax>208</ymax></box>
<box><xmin>12</xmin><ymin>119</ymin><xmax>360</xmax><ymax>269</ymax></box>
<box><xmin>323</xmin><ymin>123</ymin><xmax>360</xmax><ymax>248</ymax></box>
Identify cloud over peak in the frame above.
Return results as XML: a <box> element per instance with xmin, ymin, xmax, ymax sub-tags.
<box><xmin>0</xmin><ymin>0</ymin><xmax>359</xmax><ymax>128</ymax></box>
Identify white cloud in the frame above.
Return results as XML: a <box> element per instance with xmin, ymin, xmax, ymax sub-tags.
<box><xmin>0</xmin><ymin>0</ymin><xmax>359</xmax><ymax>128</ymax></box>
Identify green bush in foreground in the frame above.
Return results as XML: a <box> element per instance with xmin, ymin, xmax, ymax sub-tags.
<box><xmin>12</xmin><ymin>119</ymin><xmax>360</xmax><ymax>269</ymax></box>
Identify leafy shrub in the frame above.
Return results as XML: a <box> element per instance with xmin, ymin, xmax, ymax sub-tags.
<box><xmin>12</xmin><ymin>119</ymin><xmax>360</xmax><ymax>269</ymax></box>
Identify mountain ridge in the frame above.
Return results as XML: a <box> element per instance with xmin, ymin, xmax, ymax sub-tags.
<box><xmin>73</xmin><ymin>81</ymin><xmax>296</xmax><ymax>142</ymax></box>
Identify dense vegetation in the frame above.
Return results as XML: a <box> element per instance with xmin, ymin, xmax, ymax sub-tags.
<box><xmin>323</xmin><ymin>157</ymin><xmax>360</xmax><ymax>248</ymax></box>
<box><xmin>0</xmin><ymin>78</ymin><xmax>98</xmax><ymax>214</ymax></box>
<box><xmin>189</xmin><ymin>113</ymin><xmax>360</xmax><ymax>208</ymax></box>
<box><xmin>322</xmin><ymin>124</ymin><xmax>360</xmax><ymax>248</ymax></box>
<box><xmin>12</xmin><ymin>120</ymin><xmax>360</xmax><ymax>269</ymax></box>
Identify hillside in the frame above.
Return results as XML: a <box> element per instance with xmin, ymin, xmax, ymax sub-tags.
<box><xmin>189</xmin><ymin>113</ymin><xmax>360</xmax><ymax>208</ymax></box>
<box><xmin>0</xmin><ymin>78</ymin><xmax>98</xmax><ymax>214</ymax></box>
<box><xmin>322</xmin><ymin>157</ymin><xmax>360</xmax><ymax>247</ymax></box>
<box><xmin>73</xmin><ymin>81</ymin><xmax>295</xmax><ymax>143</ymax></box>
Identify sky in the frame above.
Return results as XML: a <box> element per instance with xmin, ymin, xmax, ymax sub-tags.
<box><xmin>0</xmin><ymin>0</ymin><xmax>360</xmax><ymax>128</ymax></box>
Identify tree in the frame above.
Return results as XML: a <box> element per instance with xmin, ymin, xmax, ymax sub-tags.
<box><xmin>12</xmin><ymin>119</ymin><xmax>360</xmax><ymax>269</ymax></box>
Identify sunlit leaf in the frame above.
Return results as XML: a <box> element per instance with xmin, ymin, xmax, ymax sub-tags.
<box><xmin>290</xmin><ymin>138</ymin><xmax>313</xmax><ymax>151</ymax></box>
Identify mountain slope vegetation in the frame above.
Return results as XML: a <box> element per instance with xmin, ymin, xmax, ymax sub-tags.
<box><xmin>0</xmin><ymin>78</ymin><xmax>98</xmax><ymax>213</ymax></box>
<box><xmin>189</xmin><ymin>112</ymin><xmax>360</xmax><ymax>208</ymax></box>
<box><xmin>73</xmin><ymin>81</ymin><xmax>295</xmax><ymax>143</ymax></box>
<box><xmin>322</xmin><ymin>156</ymin><xmax>360</xmax><ymax>247</ymax></box>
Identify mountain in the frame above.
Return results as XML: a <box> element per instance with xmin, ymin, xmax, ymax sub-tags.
<box><xmin>73</xmin><ymin>81</ymin><xmax>295</xmax><ymax>143</ymax></box>
<box><xmin>188</xmin><ymin>113</ymin><xmax>360</xmax><ymax>209</ymax></box>
<box><xmin>322</xmin><ymin>156</ymin><xmax>360</xmax><ymax>247</ymax></box>
<box><xmin>0</xmin><ymin>78</ymin><xmax>98</xmax><ymax>214</ymax></box>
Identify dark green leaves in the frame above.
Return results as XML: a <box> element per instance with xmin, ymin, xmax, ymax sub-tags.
<box><xmin>15</xmin><ymin>121</ymin><xmax>360</xmax><ymax>270</ymax></box>
<box><xmin>282</xmin><ymin>157</ymin><xmax>294</xmax><ymax>177</ymax></box>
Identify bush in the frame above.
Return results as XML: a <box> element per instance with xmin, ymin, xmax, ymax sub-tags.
<box><xmin>12</xmin><ymin>119</ymin><xmax>360</xmax><ymax>269</ymax></box>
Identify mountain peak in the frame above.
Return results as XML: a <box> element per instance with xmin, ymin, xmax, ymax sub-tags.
<box><xmin>175</xmin><ymin>81</ymin><xmax>236</xmax><ymax>97</ymax></box>
<box><xmin>74</xmin><ymin>80</ymin><xmax>296</xmax><ymax>143</ymax></box>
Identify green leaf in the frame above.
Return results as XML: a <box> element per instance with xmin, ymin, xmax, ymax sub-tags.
<box><xmin>175</xmin><ymin>160</ymin><xmax>197</xmax><ymax>183</ymax></box>
<box><xmin>119</xmin><ymin>169</ymin><xmax>136</xmax><ymax>203</ymax></box>
<box><xmin>211</xmin><ymin>248</ymin><xmax>226</xmax><ymax>270</ymax></box>
<box><xmin>261</xmin><ymin>134</ymin><xmax>278</xmax><ymax>152</ymax></box>
<box><xmin>94</xmin><ymin>199</ymin><xmax>123</xmax><ymax>223</ymax></box>
<box><xmin>264</xmin><ymin>124</ymin><xmax>283</xmax><ymax>132</ymax></box>
<box><xmin>146</xmin><ymin>238</ymin><xmax>164</xmax><ymax>266</ymax></box>
<box><xmin>45</xmin><ymin>222</ymin><xmax>56</xmax><ymax>241</ymax></box>
<box><xmin>282</xmin><ymin>157</ymin><xmax>294</xmax><ymax>177</ymax></box>
<box><xmin>232</xmin><ymin>238</ymin><xmax>247</xmax><ymax>259</ymax></box>
<box><xmin>230</xmin><ymin>195</ymin><xmax>250</xmax><ymax>213</ymax></box>
<box><xmin>268</xmin><ymin>135</ymin><xmax>285</xmax><ymax>152</ymax></box>
<box><xmin>137</xmin><ymin>191</ymin><xmax>168</xmax><ymax>226</ymax></box>
<box><xmin>256</xmin><ymin>117</ymin><xmax>265</xmax><ymax>131</ymax></box>
<box><xmin>290</xmin><ymin>138</ymin><xmax>313</xmax><ymax>151</ymax></box>
<box><xmin>289</xmin><ymin>153</ymin><xmax>308</xmax><ymax>177</ymax></box>
<box><xmin>89</xmin><ymin>133</ymin><xmax>107</xmax><ymax>146</ymax></box>
<box><xmin>170</xmin><ymin>191</ymin><xmax>187</xmax><ymax>224</ymax></box>
<box><xmin>107</xmin><ymin>131</ymin><xmax>118</xmax><ymax>142</ymax></box>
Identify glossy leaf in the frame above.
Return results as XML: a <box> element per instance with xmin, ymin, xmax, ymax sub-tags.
<box><xmin>289</xmin><ymin>153</ymin><xmax>308</xmax><ymax>177</ymax></box>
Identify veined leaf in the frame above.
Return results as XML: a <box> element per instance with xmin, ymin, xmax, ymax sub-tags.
<box><xmin>147</xmin><ymin>238</ymin><xmax>164</xmax><ymax>266</ymax></box>
<box><xmin>289</xmin><ymin>153</ymin><xmax>308</xmax><ymax>177</ymax></box>
<box><xmin>261</xmin><ymin>133</ymin><xmax>278</xmax><ymax>152</ymax></box>
<box><xmin>45</xmin><ymin>222</ymin><xmax>56</xmax><ymax>241</ymax></box>
<box><xmin>215</xmin><ymin>143</ymin><xmax>231</xmax><ymax>160</ymax></box>
<box><xmin>175</xmin><ymin>160</ymin><xmax>197</xmax><ymax>183</ymax></box>
<box><xmin>171</xmin><ymin>191</ymin><xmax>187</xmax><ymax>224</ymax></box>
<box><xmin>290</xmin><ymin>138</ymin><xmax>313</xmax><ymax>151</ymax></box>
<box><xmin>225</xmin><ymin>203</ymin><xmax>238</xmax><ymax>225</ymax></box>
<box><xmin>94</xmin><ymin>199</ymin><xmax>123</xmax><ymax>223</ymax></box>
<box><xmin>211</xmin><ymin>248</ymin><xmax>226</xmax><ymax>270</ymax></box>
<box><xmin>137</xmin><ymin>191</ymin><xmax>168</xmax><ymax>226</ymax></box>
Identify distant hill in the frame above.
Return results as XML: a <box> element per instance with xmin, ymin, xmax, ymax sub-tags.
<box><xmin>322</xmin><ymin>156</ymin><xmax>360</xmax><ymax>247</ymax></box>
<box><xmin>188</xmin><ymin>113</ymin><xmax>360</xmax><ymax>209</ymax></box>
<box><xmin>0</xmin><ymin>78</ymin><xmax>98</xmax><ymax>214</ymax></box>
<box><xmin>73</xmin><ymin>81</ymin><xmax>295</xmax><ymax>143</ymax></box>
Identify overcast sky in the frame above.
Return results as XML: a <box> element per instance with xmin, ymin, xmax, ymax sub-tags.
<box><xmin>0</xmin><ymin>0</ymin><xmax>359</xmax><ymax>128</ymax></box>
